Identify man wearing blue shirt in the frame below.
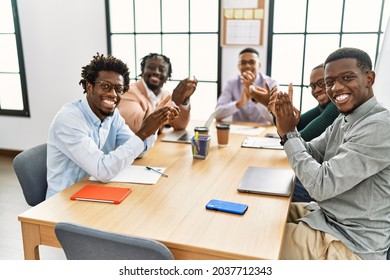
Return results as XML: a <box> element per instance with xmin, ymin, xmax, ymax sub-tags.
<box><xmin>46</xmin><ymin>53</ymin><xmax>178</xmax><ymax>198</ymax></box>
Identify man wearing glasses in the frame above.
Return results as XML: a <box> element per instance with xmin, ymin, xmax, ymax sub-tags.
<box><xmin>215</xmin><ymin>47</ymin><xmax>278</xmax><ymax>124</ymax></box>
<box><xmin>273</xmin><ymin>47</ymin><xmax>390</xmax><ymax>259</ymax></box>
<box><xmin>46</xmin><ymin>53</ymin><xmax>179</xmax><ymax>198</ymax></box>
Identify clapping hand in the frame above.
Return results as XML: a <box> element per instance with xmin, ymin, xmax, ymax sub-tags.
<box><xmin>273</xmin><ymin>84</ymin><xmax>300</xmax><ymax>136</ymax></box>
<box><xmin>156</xmin><ymin>95</ymin><xmax>180</xmax><ymax>121</ymax></box>
<box><xmin>137</xmin><ymin>105</ymin><xmax>179</xmax><ymax>140</ymax></box>
<box><xmin>171</xmin><ymin>76</ymin><xmax>198</xmax><ymax>106</ymax></box>
<box><xmin>249</xmin><ymin>82</ymin><xmax>277</xmax><ymax>107</ymax></box>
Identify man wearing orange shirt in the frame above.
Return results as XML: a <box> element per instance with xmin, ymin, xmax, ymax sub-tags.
<box><xmin>118</xmin><ymin>53</ymin><xmax>198</xmax><ymax>133</ymax></box>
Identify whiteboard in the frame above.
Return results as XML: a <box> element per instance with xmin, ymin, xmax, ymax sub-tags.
<box><xmin>374</xmin><ymin>17</ymin><xmax>390</xmax><ymax>109</ymax></box>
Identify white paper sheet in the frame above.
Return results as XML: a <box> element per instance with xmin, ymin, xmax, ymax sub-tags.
<box><xmin>224</xmin><ymin>0</ymin><xmax>258</xmax><ymax>9</ymax></box>
<box><xmin>226</xmin><ymin>19</ymin><xmax>261</xmax><ymax>45</ymax></box>
<box><xmin>89</xmin><ymin>165</ymin><xmax>166</xmax><ymax>184</ymax></box>
<box><xmin>229</xmin><ymin>125</ymin><xmax>265</xmax><ymax>136</ymax></box>
<box><xmin>241</xmin><ymin>136</ymin><xmax>283</xmax><ymax>150</ymax></box>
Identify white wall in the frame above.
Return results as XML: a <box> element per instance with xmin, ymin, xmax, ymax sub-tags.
<box><xmin>0</xmin><ymin>0</ymin><xmax>107</xmax><ymax>150</ymax></box>
<box><xmin>374</xmin><ymin>17</ymin><xmax>390</xmax><ymax>109</ymax></box>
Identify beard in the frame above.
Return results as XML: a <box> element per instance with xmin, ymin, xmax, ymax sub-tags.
<box><xmin>99</xmin><ymin>95</ymin><xmax>120</xmax><ymax>118</ymax></box>
<box><xmin>145</xmin><ymin>82</ymin><xmax>160</xmax><ymax>91</ymax></box>
<box><xmin>144</xmin><ymin>73</ymin><xmax>165</xmax><ymax>91</ymax></box>
<box><xmin>99</xmin><ymin>98</ymin><xmax>119</xmax><ymax>118</ymax></box>
<box><xmin>99</xmin><ymin>108</ymin><xmax>115</xmax><ymax>118</ymax></box>
<box><xmin>145</xmin><ymin>79</ymin><xmax>161</xmax><ymax>91</ymax></box>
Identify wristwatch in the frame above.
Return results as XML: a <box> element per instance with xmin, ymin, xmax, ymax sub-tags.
<box><xmin>280</xmin><ymin>131</ymin><xmax>300</xmax><ymax>146</ymax></box>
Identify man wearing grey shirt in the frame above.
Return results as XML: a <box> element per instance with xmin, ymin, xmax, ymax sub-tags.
<box><xmin>273</xmin><ymin>47</ymin><xmax>390</xmax><ymax>259</ymax></box>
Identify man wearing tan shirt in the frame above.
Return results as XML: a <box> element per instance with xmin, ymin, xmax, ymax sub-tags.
<box><xmin>118</xmin><ymin>53</ymin><xmax>198</xmax><ymax>133</ymax></box>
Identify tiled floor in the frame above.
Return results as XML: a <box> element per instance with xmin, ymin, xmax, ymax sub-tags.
<box><xmin>0</xmin><ymin>154</ymin><xmax>65</xmax><ymax>260</ymax></box>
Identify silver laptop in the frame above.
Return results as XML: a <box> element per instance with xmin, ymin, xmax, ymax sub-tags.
<box><xmin>237</xmin><ymin>167</ymin><xmax>295</xmax><ymax>197</ymax></box>
<box><xmin>161</xmin><ymin>108</ymin><xmax>221</xmax><ymax>144</ymax></box>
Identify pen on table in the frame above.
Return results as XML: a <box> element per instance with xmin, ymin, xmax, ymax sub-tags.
<box><xmin>146</xmin><ymin>166</ymin><xmax>168</xmax><ymax>177</ymax></box>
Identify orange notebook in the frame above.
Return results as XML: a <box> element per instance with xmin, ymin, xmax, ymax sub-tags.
<box><xmin>70</xmin><ymin>185</ymin><xmax>132</xmax><ymax>204</ymax></box>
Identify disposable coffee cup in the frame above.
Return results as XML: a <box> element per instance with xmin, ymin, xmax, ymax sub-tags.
<box><xmin>216</xmin><ymin>123</ymin><xmax>230</xmax><ymax>147</ymax></box>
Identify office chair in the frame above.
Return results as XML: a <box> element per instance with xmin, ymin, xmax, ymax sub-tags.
<box><xmin>13</xmin><ymin>143</ymin><xmax>48</xmax><ymax>206</ymax></box>
<box><xmin>55</xmin><ymin>222</ymin><xmax>174</xmax><ymax>260</ymax></box>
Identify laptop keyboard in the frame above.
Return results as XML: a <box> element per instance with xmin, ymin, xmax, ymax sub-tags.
<box><xmin>178</xmin><ymin>133</ymin><xmax>190</xmax><ymax>141</ymax></box>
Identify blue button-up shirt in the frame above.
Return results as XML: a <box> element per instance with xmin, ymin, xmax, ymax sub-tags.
<box><xmin>46</xmin><ymin>97</ymin><xmax>156</xmax><ymax>198</ymax></box>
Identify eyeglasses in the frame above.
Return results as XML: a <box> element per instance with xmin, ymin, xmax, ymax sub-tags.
<box><xmin>94</xmin><ymin>80</ymin><xmax>125</xmax><ymax>95</ymax></box>
<box><xmin>324</xmin><ymin>71</ymin><xmax>367</xmax><ymax>88</ymax></box>
<box><xmin>239</xmin><ymin>59</ymin><xmax>258</xmax><ymax>66</ymax></box>
<box><xmin>309</xmin><ymin>79</ymin><xmax>325</xmax><ymax>91</ymax></box>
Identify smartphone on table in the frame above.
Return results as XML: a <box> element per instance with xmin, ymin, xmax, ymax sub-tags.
<box><xmin>205</xmin><ymin>199</ymin><xmax>248</xmax><ymax>215</ymax></box>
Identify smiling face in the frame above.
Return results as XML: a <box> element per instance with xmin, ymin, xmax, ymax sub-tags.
<box><xmin>86</xmin><ymin>70</ymin><xmax>124</xmax><ymax>121</ymax></box>
<box><xmin>142</xmin><ymin>56</ymin><xmax>169</xmax><ymax>93</ymax></box>
<box><xmin>238</xmin><ymin>51</ymin><xmax>261</xmax><ymax>77</ymax></box>
<box><xmin>325</xmin><ymin>58</ymin><xmax>374</xmax><ymax>114</ymax></box>
<box><xmin>309</xmin><ymin>67</ymin><xmax>329</xmax><ymax>107</ymax></box>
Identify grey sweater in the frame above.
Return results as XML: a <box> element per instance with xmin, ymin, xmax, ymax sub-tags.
<box><xmin>284</xmin><ymin>97</ymin><xmax>390</xmax><ymax>259</ymax></box>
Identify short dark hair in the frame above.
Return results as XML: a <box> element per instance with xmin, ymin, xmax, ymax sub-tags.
<box><xmin>79</xmin><ymin>53</ymin><xmax>130</xmax><ymax>94</ymax></box>
<box><xmin>324</xmin><ymin>47</ymin><xmax>372</xmax><ymax>72</ymax></box>
<box><xmin>312</xmin><ymin>63</ymin><xmax>324</xmax><ymax>71</ymax></box>
<box><xmin>239</xmin><ymin>47</ymin><xmax>259</xmax><ymax>56</ymax></box>
<box><xmin>140</xmin><ymin>53</ymin><xmax>172</xmax><ymax>79</ymax></box>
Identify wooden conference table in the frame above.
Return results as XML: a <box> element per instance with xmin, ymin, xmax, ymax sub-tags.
<box><xmin>18</xmin><ymin>122</ymin><xmax>292</xmax><ymax>260</ymax></box>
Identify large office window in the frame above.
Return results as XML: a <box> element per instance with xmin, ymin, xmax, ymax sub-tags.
<box><xmin>267</xmin><ymin>0</ymin><xmax>390</xmax><ymax>112</ymax></box>
<box><xmin>0</xmin><ymin>0</ymin><xmax>29</xmax><ymax>117</ymax></box>
<box><xmin>106</xmin><ymin>0</ymin><xmax>221</xmax><ymax>119</ymax></box>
